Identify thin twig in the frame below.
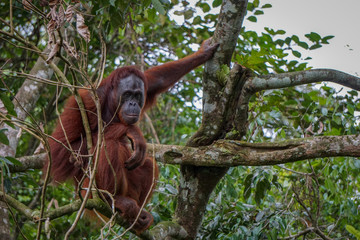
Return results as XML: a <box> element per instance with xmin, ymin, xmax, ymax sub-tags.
<box><xmin>282</xmin><ymin>227</ymin><xmax>314</xmax><ymax>240</ymax></box>
<box><xmin>0</xmin><ymin>70</ymin><xmax>90</xmax><ymax>89</ymax></box>
<box><xmin>9</xmin><ymin>0</ymin><xmax>13</xmax><ymax>35</ymax></box>
<box><xmin>95</xmin><ymin>27</ymin><xmax>107</xmax><ymax>88</ymax></box>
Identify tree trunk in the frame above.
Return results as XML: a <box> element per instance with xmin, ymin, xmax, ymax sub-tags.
<box><xmin>174</xmin><ymin>0</ymin><xmax>248</xmax><ymax>238</ymax></box>
<box><xmin>175</xmin><ymin>166</ymin><xmax>228</xmax><ymax>239</ymax></box>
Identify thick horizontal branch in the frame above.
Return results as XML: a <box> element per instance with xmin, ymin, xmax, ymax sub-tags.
<box><xmin>151</xmin><ymin>135</ymin><xmax>360</xmax><ymax>167</ymax></box>
<box><xmin>9</xmin><ymin>154</ymin><xmax>46</xmax><ymax>172</ymax></box>
<box><xmin>142</xmin><ymin>221</ymin><xmax>188</xmax><ymax>240</ymax></box>
<box><xmin>250</xmin><ymin>68</ymin><xmax>360</xmax><ymax>92</ymax></box>
<box><xmin>10</xmin><ymin>134</ymin><xmax>360</xmax><ymax>172</ymax></box>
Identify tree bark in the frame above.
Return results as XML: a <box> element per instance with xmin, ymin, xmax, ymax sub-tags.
<box><xmin>11</xmin><ymin>134</ymin><xmax>360</xmax><ymax>172</ymax></box>
<box><xmin>175</xmin><ymin>0</ymin><xmax>249</xmax><ymax>239</ymax></box>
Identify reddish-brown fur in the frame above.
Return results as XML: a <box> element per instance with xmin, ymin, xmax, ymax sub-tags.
<box><xmin>46</xmin><ymin>39</ymin><xmax>219</xmax><ymax>233</ymax></box>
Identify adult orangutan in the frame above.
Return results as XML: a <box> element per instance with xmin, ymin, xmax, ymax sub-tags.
<box><xmin>46</xmin><ymin>38</ymin><xmax>219</xmax><ymax>233</ymax></box>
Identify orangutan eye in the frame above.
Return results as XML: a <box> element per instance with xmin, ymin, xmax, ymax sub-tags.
<box><xmin>123</xmin><ymin>92</ymin><xmax>131</xmax><ymax>99</ymax></box>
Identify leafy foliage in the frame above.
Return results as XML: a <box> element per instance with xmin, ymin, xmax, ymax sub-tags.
<box><xmin>346</xmin><ymin>225</ymin><xmax>360</xmax><ymax>240</ymax></box>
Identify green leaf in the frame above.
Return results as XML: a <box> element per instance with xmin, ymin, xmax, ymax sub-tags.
<box><xmin>284</xmin><ymin>37</ymin><xmax>291</xmax><ymax>45</ymax></box>
<box><xmin>275</xmin><ymin>39</ymin><xmax>284</xmax><ymax>46</ymax></box>
<box><xmin>247</xmin><ymin>56</ymin><xmax>264</xmax><ymax>65</ymax></box>
<box><xmin>264</xmin><ymin>27</ymin><xmax>272</xmax><ymax>34</ymax></box>
<box><xmin>165</xmin><ymin>184</ymin><xmax>178</xmax><ymax>195</ymax></box>
<box><xmin>109</xmin><ymin>0</ymin><xmax>116</xmax><ymax>6</ymax></box>
<box><xmin>0</xmin><ymin>93</ymin><xmax>17</xmax><ymax>116</ymax></box>
<box><xmin>309</xmin><ymin>44</ymin><xmax>322</xmax><ymax>50</ymax></box>
<box><xmin>292</xmin><ymin>50</ymin><xmax>301</xmax><ymax>58</ymax></box>
<box><xmin>192</xmin><ymin>16</ymin><xmax>201</xmax><ymax>25</ymax></box>
<box><xmin>212</xmin><ymin>0</ymin><xmax>222</xmax><ymax>8</ymax></box>
<box><xmin>346</xmin><ymin>225</ymin><xmax>360</xmax><ymax>239</ymax></box>
<box><xmin>284</xmin><ymin>99</ymin><xmax>298</xmax><ymax>105</ymax></box>
<box><xmin>226</xmin><ymin>181</ymin><xmax>237</xmax><ymax>198</ymax></box>
<box><xmin>147</xmin><ymin>8</ymin><xmax>157</xmax><ymax>23</ymax></box>
<box><xmin>0</xmin><ymin>129</ymin><xmax>9</xmax><ymax>145</ymax></box>
<box><xmin>261</xmin><ymin>3</ymin><xmax>272</xmax><ymax>8</ymax></box>
<box><xmin>199</xmin><ymin>3</ymin><xmax>210</xmax><ymax>13</ymax></box>
<box><xmin>305</xmin><ymin>32</ymin><xmax>321</xmax><ymax>42</ymax></box>
<box><xmin>348</xmin><ymin>90</ymin><xmax>358</xmax><ymax>96</ymax></box>
<box><xmin>109</xmin><ymin>7</ymin><xmax>125</xmax><ymax>29</ymax></box>
<box><xmin>297</xmin><ymin>62</ymin><xmax>307</xmax><ymax>70</ymax></box>
<box><xmin>243</xmin><ymin>174</ymin><xmax>253</xmax><ymax>200</ymax></box>
<box><xmin>184</xmin><ymin>9</ymin><xmax>194</xmax><ymax>20</ymax></box>
<box><xmin>276</xmin><ymin>30</ymin><xmax>286</xmax><ymax>35</ymax></box>
<box><xmin>298</xmin><ymin>41</ymin><xmax>309</xmax><ymax>49</ymax></box>
<box><xmin>4</xmin><ymin>156</ymin><xmax>22</xmax><ymax>166</ymax></box>
<box><xmin>254</xmin><ymin>181</ymin><xmax>264</xmax><ymax>205</ymax></box>
<box><xmin>0</xmin><ymin>156</ymin><xmax>14</xmax><ymax>165</ymax></box>
<box><xmin>0</xmin><ymin>159</ymin><xmax>11</xmax><ymax>177</ymax></box>
<box><xmin>247</xmin><ymin>16</ymin><xmax>257</xmax><ymax>22</ymax></box>
<box><xmin>152</xmin><ymin>0</ymin><xmax>166</xmax><ymax>15</ymax></box>
<box><xmin>255</xmin><ymin>210</ymin><xmax>265</xmax><ymax>222</ymax></box>
<box><xmin>254</xmin><ymin>10</ymin><xmax>264</xmax><ymax>15</ymax></box>
<box><xmin>347</xmin><ymin>103</ymin><xmax>355</xmax><ymax>115</ymax></box>
<box><xmin>291</xmin><ymin>35</ymin><xmax>299</xmax><ymax>43</ymax></box>
<box><xmin>322</xmin><ymin>35</ymin><xmax>335</xmax><ymax>44</ymax></box>
<box><xmin>173</xmin><ymin>10</ymin><xmax>183</xmax><ymax>16</ymax></box>
<box><xmin>321</xmin><ymin>107</ymin><xmax>328</xmax><ymax>116</ymax></box>
<box><xmin>325</xmin><ymin>178</ymin><xmax>336</xmax><ymax>193</ymax></box>
<box><xmin>247</xmin><ymin>2</ymin><xmax>255</xmax><ymax>11</ymax></box>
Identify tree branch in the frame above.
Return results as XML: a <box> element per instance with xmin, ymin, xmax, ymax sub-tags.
<box><xmin>251</xmin><ymin>69</ymin><xmax>360</xmax><ymax>92</ymax></box>
<box><xmin>0</xmin><ymin>191</ymin><xmax>125</xmax><ymax>232</ymax></box>
<box><xmin>153</xmin><ymin>135</ymin><xmax>360</xmax><ymax>166</ymax></box>
<box><xmin>176</xmin><ymin>1</ymin><xmax>249</xmax><ymax>237</ymax></box>
<box><xmin>0</xmin><ymin>191</ymin><xmax>108</xmax><ymax>221</ymax></box>
<box><xmin>282</xmin><ymin>227</ymin><xmax>314</xmax><ymax>240</ymax></box>
<box><xmin>10</xmin><ymin>134</ymin><xmax>360</xmax><ymax>172</ymax></box>
<box><xmin>141</xmin><ymin>221</ymin><xmax>188</xmax><ymax>240</ymax></box>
